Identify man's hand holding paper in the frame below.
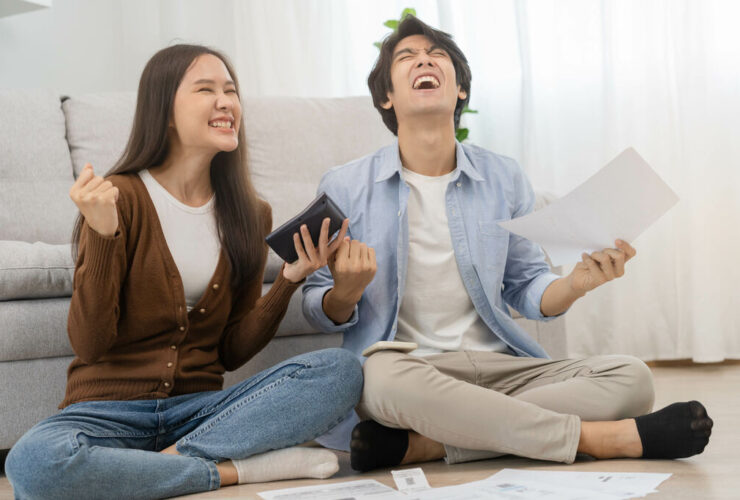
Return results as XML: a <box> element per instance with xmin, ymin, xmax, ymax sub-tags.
<box><xmin>498</xmin><ymin>147</ymin><xmax>679</xmax><ymax>268</ymax></box>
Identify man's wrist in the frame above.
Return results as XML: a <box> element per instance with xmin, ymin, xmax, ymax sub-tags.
<box><xmin>322</xmin><ymin>287</ymin><xmax>360</xmax><ymax>325</ymax></box>
<box><xmin>328</xmin><ymin>284</ymin><xmax>363</xmax><ymax>306</ymax></box>
<box><xmin>565</xmin><ymin>275</ymin><xmax>587</xmax><ymax>300</ymax></box>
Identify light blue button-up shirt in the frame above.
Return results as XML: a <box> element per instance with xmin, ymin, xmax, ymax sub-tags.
<box><xmin>303</xmin><ymin>140</ymin><xmax>563</xmax><ymax>450</ymax></box>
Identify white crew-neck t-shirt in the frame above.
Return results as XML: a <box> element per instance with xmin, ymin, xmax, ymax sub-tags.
<box><xmin>139</xmin><ymin>169</ymin><xmax>221</xmax><ymax>311</ymax></box>
<box><xmin>394</xmin><ymin>167</ymin><xmax>509</xmax><ymax>356</ymax></box>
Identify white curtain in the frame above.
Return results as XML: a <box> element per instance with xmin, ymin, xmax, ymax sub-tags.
<box><xmin>2</xmin><ymin>0</ymin><xmax>737</xmax><ymax>361</ymax></box>
<box><xmin>445</xmin><ymin>0</ymin><xmax>740</xmax><ymax>362</ymax></box>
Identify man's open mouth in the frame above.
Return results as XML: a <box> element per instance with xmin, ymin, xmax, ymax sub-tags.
<box><xmin>412</xmin><ymin>75</ymin><xmax>440</xmax><ymax>90</ymax></box>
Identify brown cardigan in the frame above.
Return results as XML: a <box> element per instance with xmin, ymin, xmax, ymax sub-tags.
<box><xmin>61</xmin><ymin>173</ymin><xmax>300</xmax><ymax>408</ymax></box>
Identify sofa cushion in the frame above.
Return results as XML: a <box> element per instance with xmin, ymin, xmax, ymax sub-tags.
<box><xmin>264</xmin><ymin>249</ymin><xmax>283</xmax><ymax>282</ymax></box>
<box><xmin>243</xmin><ymin>96</ymin><xmax>394</xmax><ymax>228</ymax></box>
<box><xmin>62</xmin><ymin>92</ymin><xmax>137</xmax><ymax>177</ymax></box>
<box><xmin>0</xmin><ymin>298</ymin><xmax>74</xmax><ymax>362</ymax></box>
<box><xmin>0</xmin><ymin>90</ymin><xmax>78</xmax><ymax>243</ymax></box>
<box><xmin>0</xmin><ymin>285</ymin><xmax>319</xmax><ymax>363</ymax></box>
<box><xmin>0</xmin><ymin>241</ymin><xmax>74</xmax><ymax>301</ymax></box>
<box><xmin>260</xmin><ymin>282</ymin><xmax>319</xmax><ymax>337</ymax></box>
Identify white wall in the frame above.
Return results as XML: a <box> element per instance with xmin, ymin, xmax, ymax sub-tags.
<box><xmin>0</xmin><ymin>0</ymin><xmax>247</xmax><ymax>94</ymax></box>
<box><xmin>0</xmin><ymin>0</ymin><xmax>419</xmax><ymax>97</ymax></box>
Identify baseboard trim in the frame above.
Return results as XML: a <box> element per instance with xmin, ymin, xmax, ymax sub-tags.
<box><xmin>646</xmin><ymin>359</ymin><xmax>740</xmax><ymax>367</ymax></box>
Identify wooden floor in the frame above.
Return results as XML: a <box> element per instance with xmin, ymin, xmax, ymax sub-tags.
<box><xmin>1</xmin><ymin>364</ymin><xmax>738</xmax><ymax>499</ymax></box>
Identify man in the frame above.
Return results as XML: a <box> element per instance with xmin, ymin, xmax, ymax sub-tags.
<box><xmin>303</xmin><ymin>15</ymin><xmax>712</xmax><ymax>471</ymax></box>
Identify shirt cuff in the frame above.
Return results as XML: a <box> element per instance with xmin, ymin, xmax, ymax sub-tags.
<box><xmin>524</xmin><ymin>271</ymin><xmax>564</xmax><ymax>321</ymax></box>
<box><xmin>303</xmin><ymin>285</ymin><xmax>360</xmax><ymax>333</ymax></box>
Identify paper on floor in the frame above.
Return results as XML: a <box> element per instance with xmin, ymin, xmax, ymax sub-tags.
<box><xmin>258</xmin><ymin>468</ymin><xmax>672</xmax><ymax>500</ymax></box>
<box><xmin>392</xmin><ymin>467</ymin><xmax>431</xmax><ymax>494</ymax></box>
<box><xmin>497</xmin><ymin>148</ymin><xmax>679</xmax><ymax>266</ymax></box>
<box><xmin>410</xmin><ymin>474</ymin><xmax>619</xmax><ymax>500</ymax></box>
<box><xmin>257</xmin><ymin>479</ymin><xmax>407</xmax><ymax>500</ymax></box>
<box><xmin>487</xmin><ymin>469</ymin><xmax>672</xmax><ymax>499</ymax></box>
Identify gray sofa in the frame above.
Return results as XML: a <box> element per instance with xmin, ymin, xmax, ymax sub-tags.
<box><xmin>0</xmin><ymin>90</ymin><xmax>566</xmax><ymax>456</ymax></box>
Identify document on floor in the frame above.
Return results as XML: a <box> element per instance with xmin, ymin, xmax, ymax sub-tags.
<box><xmin>497</xmin><ymin>148</ymin><xmax>679</xmax><ymax>266</ymax></box>
<box><xmin>392</xmin><ymin>467</ymin><xmax>431</xmax><ymax>494</ymax></box>
<box><xmin>481</xmin><ymin>469</ymin><xmax>672</xmax><ymax>499</ymax></box>
<box><xmin>257</xmin><ymin>469</ymin><xmax>672</xmax><ymax>500</ymax></box>
<box><xmin>409</xmin><ymin>475</ymin><xmax>618</xmax><ymax>500</ymax></box>
<box><xmin>257</xmin><ymin>479</ymin><xmax>407</xmax><ymax>500</ymax></box>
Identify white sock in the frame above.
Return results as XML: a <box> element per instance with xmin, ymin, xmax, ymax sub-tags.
<box><xmin>231</xmin><ymin>446</ymin><xmax>340</xmax><ymax>484</ymax></box>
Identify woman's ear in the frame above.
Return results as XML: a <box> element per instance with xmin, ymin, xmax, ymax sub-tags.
<box><xmin>381</xmin><ymin>95</ymin><xmax>393</xmax><ymax>110</ymax></box>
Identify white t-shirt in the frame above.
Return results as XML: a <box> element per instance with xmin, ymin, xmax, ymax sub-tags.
<box><xmin>395</xmin><ymin>167</ymin><xmax>509</xmax><ymax>356</ymax></box>
<box><xmin>139</xmin><ymin>169</ymin><xmax>221</xmax><ymax>311</ymax></box>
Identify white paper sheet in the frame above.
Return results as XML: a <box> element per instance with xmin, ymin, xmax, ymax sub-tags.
<box><xmin>257</xmin><ymin>479</ymin><xmax>407</xmax><ymax>500</ymax></box>
<box><xmin>257</xmin><ymin>468</ymin><xmax>672</xmax><ymax>500</ymax></box>
<box><xmin>498</xmin><ymin>148</ymin><xmax>679</xmax><ymax>266</ymax></box>
<box><xmin>489</xmin><ymin>469</ymin><xmax>672</xmax><ymax>499</ymax></box>
<box><xmin>392</xmin><ymin>467</ymin><xmax>431</xmax><ymax>494</ymax></box>
<box><xmin>410</xmin><ymin>475</ymin><xmax>618</xmax><ymax>500</ymax></box>
<box><xmin>409</xmin><ymin>469</ymin><xmax>670</xmax><ymax>500</ymax></box>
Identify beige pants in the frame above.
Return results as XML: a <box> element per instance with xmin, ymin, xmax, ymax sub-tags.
<box><xmin>357</xmin><ymin>350</ymin><xmax>655</xmax><ymax>464</ymax></box>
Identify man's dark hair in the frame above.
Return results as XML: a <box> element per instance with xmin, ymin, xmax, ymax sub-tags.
<box><xmin>368</xmin><ymin>15</ymin><xmax>472</xmax><ymax>136</ymax></box>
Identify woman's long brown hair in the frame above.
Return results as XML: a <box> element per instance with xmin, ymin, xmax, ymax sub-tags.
<box><xmin>72</xmin><ymin>44</ymin><xmax>265</xmax><ymax>291</ymax></box>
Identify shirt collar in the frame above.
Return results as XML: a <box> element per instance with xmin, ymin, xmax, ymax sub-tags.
<box><xmin>374</xmin><ymin>139</ymin><xmax>485</xmax><ymax>183</ymax></box>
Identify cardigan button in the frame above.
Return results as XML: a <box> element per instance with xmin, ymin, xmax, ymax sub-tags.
<box><xmin>170</xmin><ymin>345</ymin><xmax>177</xmax><ymax>350</ymax></box>
<box><xmin>179</xmin><ymin>326</ymin><xmax>185</xmax><ymax>332</ymax></box>
<box><xmin>212</xmin><ymin>283</ymin><xmax>219</xmax><ymax>290</ymax></box>
<box><xmin>167</xmin><ymin>362</ymin><xmax>173</xmax><ymax>368</ymax></box>
<box><xmin>163</xmin><ymin>382</ymin><xmax>170</xmax><ymax>388</ymax></box>
<box><xmin>199</xmin><ymin>308</ymin><xmax>206</xmax><ymax>314</ymax></box>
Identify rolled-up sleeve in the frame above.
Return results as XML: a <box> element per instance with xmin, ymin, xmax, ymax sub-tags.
<box><xmin>302</xmin><ymin>281</ymin><xmax>360</xmax><ymax>333</ymax></box>
<box><xmin>502</xmin><ymin>166</ymin><xmax>567</xmax><ymax>321</ymax></box>
<box><xmin>301</xmin><ymin>170</ymin><xmax>361</xmax><ymax>333</ymax></box>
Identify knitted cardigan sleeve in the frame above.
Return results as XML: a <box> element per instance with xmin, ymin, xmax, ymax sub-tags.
<box><xmin>67</xmin><ymin>181</ymin><xmax>130</xmax><ymax>365</ymax></box>
<box><xmin>219</xmin><ymin>201</ymin><xmax>302</xmax><ymax>371</ymax></box>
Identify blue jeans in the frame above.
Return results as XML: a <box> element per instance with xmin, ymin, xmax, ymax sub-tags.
<box><xmin>6</xmin><ymin>348</ymin><xmax>362</xmax><ymax>500</ymax></box>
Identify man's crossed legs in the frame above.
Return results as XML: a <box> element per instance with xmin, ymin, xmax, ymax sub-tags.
<box><xmin>351</xmin><ymin>351</ymin><xmax>712</xmax><ymax>470</ymax></box>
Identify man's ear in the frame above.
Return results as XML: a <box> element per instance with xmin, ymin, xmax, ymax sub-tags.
<box><xmin>458</xmin><ymin>87</ymin><xmax>467</xmax><ymax>100</ymax></box>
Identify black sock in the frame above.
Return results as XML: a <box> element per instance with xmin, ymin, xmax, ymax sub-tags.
<box><xmin>350</xmin><ymin>420</ymin><xmax>409</xmax><ymax>472</ymax></box>
<box><xmin>635</xmin><ymin>400</ymin><xmax>713</xmax><ymax>459</ymax></box>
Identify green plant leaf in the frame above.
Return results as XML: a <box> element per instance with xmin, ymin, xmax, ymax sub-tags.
<box><xmin>456</xmin><ymin>128</ymin><xmax>469</xmax><ymax>142</ymax></box>
<box><xmin>384</xmin><ymin>20</ymin><xmax>399</xmax><ymax>30</ymax></box>
<box><xmin>374</xmin><ymin>41</ymin><xmax>382</xmax><ymax>49</ymax></box>
<box><xmin>401</xmin><ymin>8</ymin><xmax>417</xmax><ymax>18</ymax></box>
<box><xmin>461</xmin><ymin>106</ymin><xmax>478</xmax><ymax>114</ymax></box>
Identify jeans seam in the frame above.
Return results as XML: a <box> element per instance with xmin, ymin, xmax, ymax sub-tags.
<box><xmin>179</xmin><ymin>374</ymin><xmax>293</xmax><ymax>445</ymax></box>
<box><xmin>186</xmin><ymin>361</ymin><xmax>313</xmax><ymax>423</ymax></box>
<box><xmin>200</xmin><ymin>457</ymin><xmax>220</xmax><ymax>490</ymax></box>
<box><xmin>78</xmin><ymin>430</ymin><xmax>159</xmax><ymax>439</ymax></box>
<box><xmin>68</xmin><ymin>432</ymin><xmax>80</xmax><ymax>455</ymax></box>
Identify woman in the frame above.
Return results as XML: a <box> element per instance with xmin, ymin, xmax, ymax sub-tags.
<box><xmin>6</xmin><ymin>44</ymin><xmax>362</xmax><ymax>499</ymax></box>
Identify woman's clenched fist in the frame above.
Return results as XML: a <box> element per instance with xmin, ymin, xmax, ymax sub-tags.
<box><xmin>69</xmin><ymin>163</ymin><xmax>119</xmax><ymax>237</ymax></box>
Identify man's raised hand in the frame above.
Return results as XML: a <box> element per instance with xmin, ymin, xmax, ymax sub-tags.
<box><xmin>567</xmin><ymin>239</ymin><xmax>637</xmax><ymax>294</ymax></box>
